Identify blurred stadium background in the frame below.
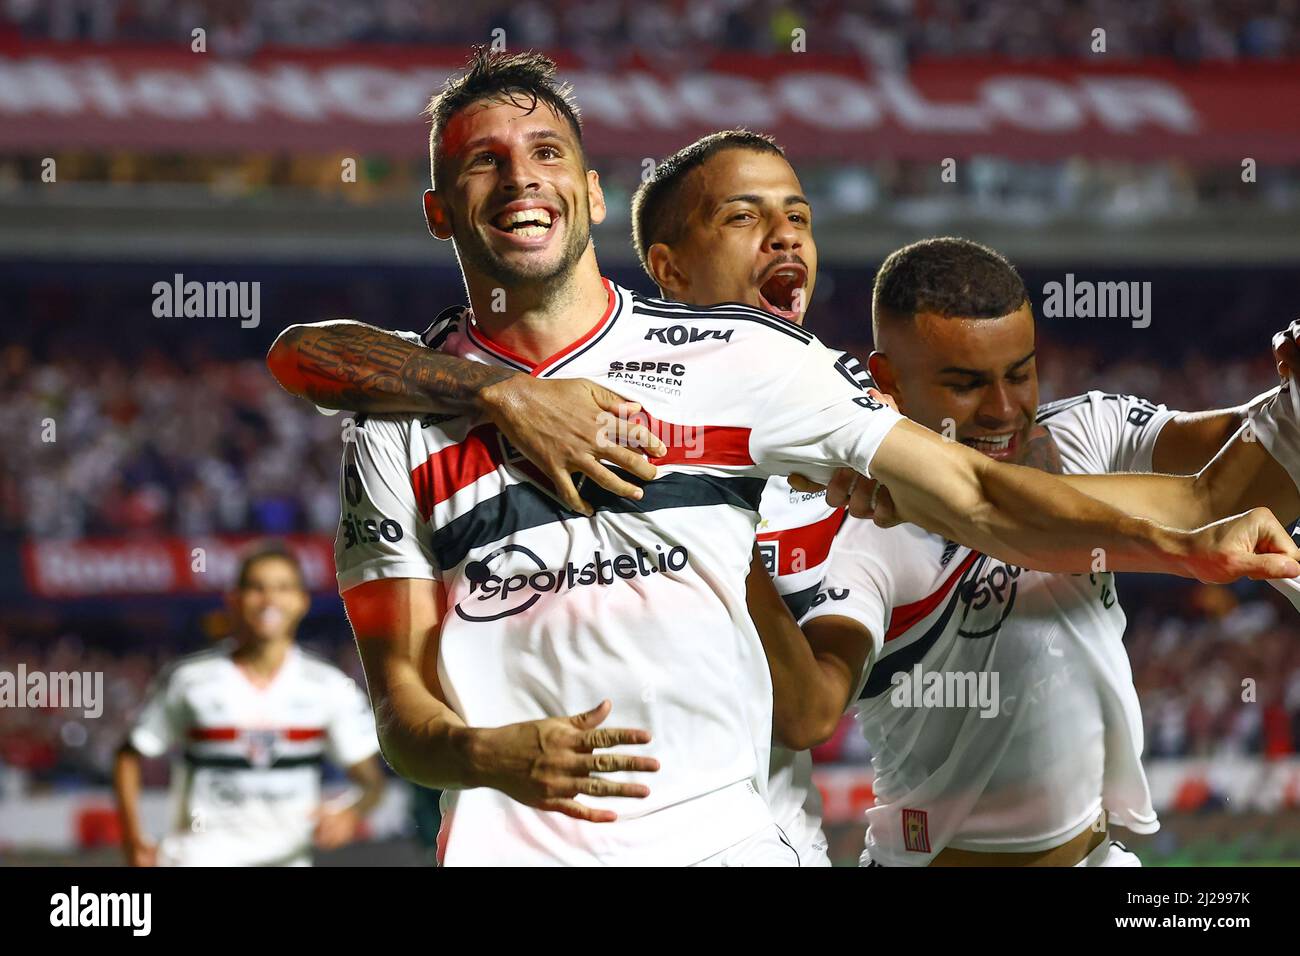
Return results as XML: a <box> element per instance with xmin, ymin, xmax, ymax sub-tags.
<box><xmin>3</xmin><ymin>0</ymin><xmax>1300</xmax><ymax>866</ymax></box>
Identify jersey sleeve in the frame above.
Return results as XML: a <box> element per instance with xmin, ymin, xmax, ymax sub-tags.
<box><xmin>1038</xmin><ymin>390</ymin><xmax>1178</xmax><ymax>474</ymax></box>
<box><xmin>1249</xmin><ymin>381</ymin><xmax>1300</xmax><ymax>495</ymax></box>
<box><xmin>748</xmin><ymin>339</ymin><xmax>903</xmax><ymax>485</ymax></box>
<box><xmin>127</xmin><ymin>670</ymin><xmax>185</xmax><ymax>758</ymax></box>
<box><xmin>324</xmin><ymin>673</ymin><xmax>381</xmax><ymax>768</ymax></box>
<box><xmin>335</xmin><ymin>415</ymin><xmax>441</xmax><ymax>592</ymax></box>
<box><xmin>799</xmin><ymin>518</ymin><xmax>897</xmax><ymax>698</ymax></box>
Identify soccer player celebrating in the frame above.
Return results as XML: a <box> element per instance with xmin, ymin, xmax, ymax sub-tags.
<box><xmin>275</xmin><ymin>127</ymin><xmax>863</xmax><ymax>864</ymax></box>
<box><xmin>310</xmin><ymin>49</ymin><xmax>1297</xmax><ymax>866</ymax></box>
<box><xmin>757</xmin><ymin>237</ymin><xmax>1300</xmax><ymax>865</ymax></box>
<box><xmin>113</xmin><ymin>543</ymin><xmax>385</xmax><ymax>867</ymax></box>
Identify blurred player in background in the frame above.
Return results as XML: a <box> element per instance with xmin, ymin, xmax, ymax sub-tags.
<box><xmin>112</xmin><ymin>542</ymin><xmax>385</xmax><ymax>866</ymax></box>
<box><xmin>757</xmin><ymin>237</ymin><xmax>1300</xmax><ymax>865</ymax></box>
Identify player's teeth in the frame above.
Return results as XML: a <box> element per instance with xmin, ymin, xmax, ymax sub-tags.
<box><xmin>515</xmin><ymin>225</ymin><xmax>547</xmax><ymax>237</ymax></box>
<box><xmin>501</xmin><ymin>209</ymin><xmax>552</xmax><ymax>228</ymax></box>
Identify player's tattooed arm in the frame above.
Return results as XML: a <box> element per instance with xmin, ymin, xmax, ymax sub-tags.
<box><xmin>745</xmin><ymin>551</ymin><xmax>870</xmax><ymax>751</ymax></box>
<box><xmin>267</xmin><ymin>319</ymin><xmax>510</xmax><ymax>414</ymax></box>
<box><xmin>267</xmin><ymin>320</ymin><xmax>667</xmax><ymax>515</ymax></box>
<box><xmin>345</xmin><ymin>578</ymin><xmax>659</xmax><ymax>823</ymax></box>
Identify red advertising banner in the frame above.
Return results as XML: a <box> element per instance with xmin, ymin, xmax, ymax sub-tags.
<box><xmin>2</xmin><ymin>44</ymin><xmax>1299</xmax><ymax>161</ymax></box>
<box><xmin>21</xmin><ymin>533</ymin><xmax>337</xmax><ymax>598</ymax></box>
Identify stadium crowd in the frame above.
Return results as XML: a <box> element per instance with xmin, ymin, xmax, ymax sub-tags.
<box><xmin>0</xmin><ymin>346</ymin><xmax>344</xmax><ymax>541</ymax></box>
<box><xmin>4</xmin><ymin>0</ymin><xmax>1297</xmax><ymax>62</ymax></box>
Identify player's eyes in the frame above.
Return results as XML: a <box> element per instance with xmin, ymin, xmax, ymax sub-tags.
<box><xmin>947</xmin><ymin>382</ymin><xmax>981</xmax><ymax>394</ymax></box>
<box><xmin>788</xmin><ymin>213</ymin><xmax>808</xmax><ymax>224</ymax></box>
<box><xmin>1007</xmin><ymin>374</ymin><xmax>1030</xmax><ymax>385</ymax></box>
<box><xmin>470</xmin><ymin>153</ymin><xmax>497</xmax><ymax>167</ymax></box>
<box><xmin>536</xmin><ymin>146</ymin><xmax>561</xmax><ymax>160</ymax></box>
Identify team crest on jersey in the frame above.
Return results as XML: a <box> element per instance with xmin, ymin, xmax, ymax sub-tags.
<box><xmin>246</xmin><ymin>730</ymin><xmax>278</xmax><ymax>769</ymax></box>
<box><xmin>902</xmin><ymin>808</ymin><xmax>931</xmax><ymax>853</ymax></box>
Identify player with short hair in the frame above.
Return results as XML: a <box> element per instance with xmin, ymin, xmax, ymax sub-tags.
<box><xmin>326</xmin><ymin>49</ymin><xmax>1298</xmax><ymax>866</ymax></box>
<box><xmin>627</xmin><ymin>128</ymin><xmax>854</xmax><ymax>864</ymax></box>
<box><xmin>755</xmin><ymin>237</ymin><xmax>1300</xmax><ymax>865</ymax></box>
<box><xmin>113</xmin><ymin>543</ymin><xmax>385</xmax><ymax>867</ymax></box>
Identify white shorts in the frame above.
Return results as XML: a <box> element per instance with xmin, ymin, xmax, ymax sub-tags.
<box><xmin>1075</xmin><ymin>839</ymin><xmax>1142</xmax><ymax>867</ymax></box>
<box><xmin>690</xmin><ymin>824</ymin><xmax>802</xmax><ymax>867</ymax></box>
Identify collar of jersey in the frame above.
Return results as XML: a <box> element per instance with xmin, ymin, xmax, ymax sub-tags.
<box><xmin>465</xmin><ymin>277</ymin><xmax>618</xmax><ymax>376</ymax></box>
<box><xmin>229</xmin><ymin>643</ymin><xmax>297</xmax><ymax>693</ymax></box>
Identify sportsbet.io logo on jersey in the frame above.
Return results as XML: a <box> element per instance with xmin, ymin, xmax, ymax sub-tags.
<box><xmin>456</xmin><ymin>543</ymin><xmax>689</xmax><ymax>622</ymax></box>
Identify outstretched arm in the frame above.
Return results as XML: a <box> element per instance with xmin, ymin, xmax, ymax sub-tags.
<box><xmin>267</xmin><ymin>320</ymin><xmax>666</xmax><ymax>515</ymax></box>
<box><xmin>753</xmin><ymin>344</ymin><xmax>1300</xmax><ymax>584</ymax></box>
<box><xmin>868</xmin><ymin>418</ymin><xmax>1300</xmax><ymax>582</ymax></box>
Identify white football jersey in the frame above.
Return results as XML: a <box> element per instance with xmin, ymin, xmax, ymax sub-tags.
<box><xmin>803</xmin><ymin>391</ymin><xmax>1178</xmax><ymax>866</ymax></box>
<box><xmin>335</xmin><ymin>279</ymin><xmax>902</xmax><ymax>866</ymax></box>
<box><xmin>1246</xmin><ymin>382</ymin><xmax>1300</xmax><ymax>611</ymax></box>
<box><xmin>128</xmin><ymin>641</ymin><xmax>380</xmax><ymax>867</ymax></box>
<box><xmin>755</xmin><ymin>407</ymin><xmax>861</xmax><ymax>863</ymax></box>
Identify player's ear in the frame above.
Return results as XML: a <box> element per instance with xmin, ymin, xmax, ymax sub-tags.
<box><xmin>586</xmin><ymin>170</ymin><xmax>606</xmax><ymax>226</ymax></box>
<box><xmin>867</xmin><ymin>350</ymin><xmax>902</xmax><ymax>402</ymax></box>
<box><xmin>424</xmin><ymin>190</ymin><xmax>453</xmax><ymax>240</ymax></box>
<box><xmin>646</xmin><ymin>243</ymin><xmax>687</xmax><ymax>298</ymax></box>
